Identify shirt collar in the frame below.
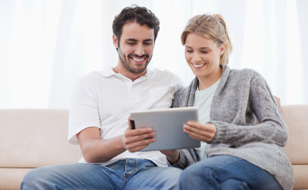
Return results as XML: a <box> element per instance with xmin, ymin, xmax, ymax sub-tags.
<box><xmin>99</xmin><ymin>66</ymin><xmax>152</xmax><ymax>80</ymax></box>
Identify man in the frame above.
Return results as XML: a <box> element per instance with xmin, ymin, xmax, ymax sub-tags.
<box><xmin>21</xmin><ymin>5</ymin><xmax>183</xmax><ymax>190</ymax></box>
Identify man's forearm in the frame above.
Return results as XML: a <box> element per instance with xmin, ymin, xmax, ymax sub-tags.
<box><xmin>80</xmin><ymin>135</ymin><xmax>126</xmax><ymax>163</ymax></box>
<box><xmin>161</xmin><ymin>150</ymin><xmax>180</xmax><ymax>165</ymax></box>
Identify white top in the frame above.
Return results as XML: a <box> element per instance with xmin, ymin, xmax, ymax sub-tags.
<box><xmin>193</xmin><ymin>79</ymin><xmax>220</xmax><ymax>159</ymax></box>
<box><xmin>68</xmin><ymin>67</ymin><xmax>183</xmax><ymax>167</ymax></box>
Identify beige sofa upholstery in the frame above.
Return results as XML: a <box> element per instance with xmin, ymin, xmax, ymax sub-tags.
<box><xmin>0</xmin><ymin>106</ymin><xmax>307</xmax><ymax>190</ymax></box>
<box><xmin>0</xmin><ymin>109</ymin><xmax>82</xmax><ymax>190</ymax></box>
<box><xmin>283</xmin><ymin>105</ymin><xmax>308</xmax><ymax>190</ymax></box>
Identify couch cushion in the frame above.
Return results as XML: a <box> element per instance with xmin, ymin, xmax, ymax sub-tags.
<box><xmin>283</xmin><ymin>105</ymin><xmax>308</xmax><ymax>165</ymax></box>
<box><xmin>0</xmin><ymin>168</ymin><xmax>32</xmax><ymax>190</ymax></box>
<box><xmin>292</xmin><ymin>165</ymin><xmax>308</xmax><ymax>190</ymax></box>
<box><xmin>0</xmin><ymin>109</ymin><xmax>82</xmax><ymax>168</ymax></box>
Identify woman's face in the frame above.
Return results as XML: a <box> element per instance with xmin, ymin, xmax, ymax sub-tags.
<box><xmin>184</xmin><ymin>33</ymin><xmax>225</xmax><ymax>79</ymax></box>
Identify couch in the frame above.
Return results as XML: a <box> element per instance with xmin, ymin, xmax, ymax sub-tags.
<box><xmin>0</xmin><ymin>105</ymin><xmax>307</xmax><ymax>190</ymax></box>
<box><xmin>0</xmin><ymin>109</ymin><xmax>82</xmax><ymax>190</ymax></box>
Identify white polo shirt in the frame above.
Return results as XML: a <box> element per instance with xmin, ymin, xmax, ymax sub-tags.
<box><xmin>68</xmin><ymin>67</ymin><xmax>183</xmax><ymax>167</ymax></box>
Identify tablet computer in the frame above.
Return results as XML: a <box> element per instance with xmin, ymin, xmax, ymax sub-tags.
<box><xmin>130</xmin><ymin>107</ymin><xmax>200</xmax><ymax>151</ymax></box>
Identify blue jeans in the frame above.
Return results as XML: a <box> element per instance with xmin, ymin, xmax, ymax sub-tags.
<box><xmin>21</xmin><ymin>159</ymin><xmax>182</xmax><ymax>190</ymax></box>
<box><xmin>180</xmin><ymin>155</ymin><xmax>282</xmax><ymax>190</ymax></box>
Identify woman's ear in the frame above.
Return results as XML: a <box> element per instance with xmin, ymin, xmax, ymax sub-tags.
<box><xmin>219</xmin><ymin>43</ymin><xmax>225</xmax><ymax>56</ymax></box>
<box><xmin>112</xmin><ymin>34</ymin><xmax>119</xmax><ymax>50</ymax></box>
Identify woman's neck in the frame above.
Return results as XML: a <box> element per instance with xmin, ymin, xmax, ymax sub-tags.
<box><xmin>198</xmin><ymin>67</ymin><xmax>222</xmax><ymax>90</ymax></box>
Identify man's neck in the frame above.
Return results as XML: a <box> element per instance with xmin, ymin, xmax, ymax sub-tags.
<box><xmin>113</xmin><ymin>65</ymin><xmax>146</xmax><ymax>82</ymax></box>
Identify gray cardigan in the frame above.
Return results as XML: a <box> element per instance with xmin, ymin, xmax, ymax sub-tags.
<box><xmin>171</xmin><ymin>65</ymin><xmax>294</xmax><ymax>190</ymax></box>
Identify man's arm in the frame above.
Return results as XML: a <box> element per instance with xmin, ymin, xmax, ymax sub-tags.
<box><xmin>77</xmin><ymin>127</ymin><xmax>125</xmax><ymax>163</ymax></box>
<box><xmin>77</xmin><ymin>123</ymin><xmax>156</xmax><ymax>163</ymax></box>
<box><xmin>160</xmin><ymin>150</ymin><xmax>180</xmax><ymax>164</ymax></box>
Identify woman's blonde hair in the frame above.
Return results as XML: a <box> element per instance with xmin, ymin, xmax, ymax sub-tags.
<box><xmin>181</xmin><ymin>14</ymin><xmax>232</xmax><ymax>65</ymax></box>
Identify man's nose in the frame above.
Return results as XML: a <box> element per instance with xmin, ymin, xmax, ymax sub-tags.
<box><xmin>135</xmin><ymin>44</ymin><xmax>145</xmax><ymax>56</ymax></box>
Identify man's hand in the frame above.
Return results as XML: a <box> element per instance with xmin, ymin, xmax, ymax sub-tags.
<box><xmin>122</xmin><ymin>118</ymin><xmax>156</xmax><ymax>152</ymax></box>
<box><xmin>183</xmin><ymin>121</ymin><xmax>217</xmax><ymax>143</ymax></box>
<box><xmin>160</xmin><ymin>150</ymin><xmax>180</xmax><ymax>164</ymax></box>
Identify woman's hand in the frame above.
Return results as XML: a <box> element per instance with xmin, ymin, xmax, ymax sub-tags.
<box><xmin>183</xmin><ymin>121</ymin><xmax>217</xmax><ymax>143</ymax></box>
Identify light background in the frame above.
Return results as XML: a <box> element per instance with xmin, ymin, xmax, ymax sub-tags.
<box><xmin>0</xmin><ymin>0</ymin><xmax>307</xmax><ymax>108</ymax></box>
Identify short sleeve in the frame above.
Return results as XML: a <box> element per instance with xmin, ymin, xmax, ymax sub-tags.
<box><xmin>68</xmin><ymin>77</ymin><xmax>101</xmax><ymax>144</ymax></box>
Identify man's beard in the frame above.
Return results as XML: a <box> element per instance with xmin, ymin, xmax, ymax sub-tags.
<box><xmin>118</xmin><ymin>48</ymin><xmax>151</xmax><ymax>74</ymax></box>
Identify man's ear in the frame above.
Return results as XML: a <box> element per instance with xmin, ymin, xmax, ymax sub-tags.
<box><xmin>113</xmin><ymin>34</ymin><xmax>119</xmax><ymax>50</ymax></box>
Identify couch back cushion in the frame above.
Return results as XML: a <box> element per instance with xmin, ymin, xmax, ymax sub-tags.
<box><xmin>1</xmin><ymin>106</ymin><xmax>306</xmax><ymax>168</ymax></box>
<box><xmin>0</xmin><ymin>109</ymin><xmax>82</xmax><ymax>168</ymax></box>
<box><xmin>283</xmin><ymin>105</ymin><xmax>308</xmax><ymax>165</ymax></box>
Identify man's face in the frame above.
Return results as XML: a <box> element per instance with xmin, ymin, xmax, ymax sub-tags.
<box><xmin>113</xmin><ymin>22</ymin><xmax>155</xmax><ymax>75</ymax></box>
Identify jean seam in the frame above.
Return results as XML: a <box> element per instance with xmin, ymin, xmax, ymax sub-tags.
<box><xmin>122</xmin><ymin>159</ymin><xmax>137</xmax><ymax>190</ymax></box>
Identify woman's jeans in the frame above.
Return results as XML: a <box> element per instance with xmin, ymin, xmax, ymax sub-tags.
<box><xmin>180</xmin><ymin>155</ymin><xmax>283</xmax><ymax>190</ymax></box>
<box><xmin>21</xmin><ymin>159</ymin><xmax>182</xmax><ymax>190</ymax></box>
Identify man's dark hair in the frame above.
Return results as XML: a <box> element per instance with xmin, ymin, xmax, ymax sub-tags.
<box><xmin>112</xmin><ymin>5</ymin><xmax>160</xmax><ymax>44</ymax></box>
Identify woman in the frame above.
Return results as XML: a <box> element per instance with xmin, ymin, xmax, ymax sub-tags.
<box><xmin>172</xmin><ymin>14</ymin><xmax>294</xmax><ymax>190</ymax></box>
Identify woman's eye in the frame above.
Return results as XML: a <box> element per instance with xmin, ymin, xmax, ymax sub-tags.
<box><xmin>201</xmin><ymin>51</ymin><xmax>208</xmax><ymax>54</ymax></box>
<box><xmin>186</xmin><ymin>50</ymin><xmax>193</xmax><ymax>53</ymax></box>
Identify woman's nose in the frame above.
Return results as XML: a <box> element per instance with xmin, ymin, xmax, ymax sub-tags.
<box><xmin>192</xmin><ymin>53</ymin><xmax>201</xmax><ymax>63</ymax></box>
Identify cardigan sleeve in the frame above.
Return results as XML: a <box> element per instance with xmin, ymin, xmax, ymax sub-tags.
<box><xmin>209</xmin><ymin>76</ymin><xmax>288</xmax><ymax>147</ymax></box>
<box><xmin>168</xmin><ymin>149</ymin><xmax>199</xmax><ymax>169</ymax></box>
<box><xmin>171</xmin><ymin>89</ymin><xmax>182</xmax><ymax>108</ymax></box>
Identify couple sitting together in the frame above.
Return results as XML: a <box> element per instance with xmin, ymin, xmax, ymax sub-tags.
<box><xmin>21</xmin><ymin>5</ymin><xmax>294</xmax><ymax>190</ymax></box>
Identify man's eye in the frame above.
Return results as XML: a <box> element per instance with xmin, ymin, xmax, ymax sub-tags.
<box><xmin>201</xmin><ymin>51</ymin><xmax>208</xmax><ymax>54</ymax></box>
<box><xmin>127</xmin><ymin>42</ymin><xmax>136</xmax><ymax>45</ymax></box>
<box><xmin>144</xmin><ymin>42</ymin><xmax>152</xmax><ymax>45</ymax></box>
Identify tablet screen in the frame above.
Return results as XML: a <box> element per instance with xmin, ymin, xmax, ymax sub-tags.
<box><xmin>130</xmin><ymin>107</ymin><xmax>200</xmax><ymax>151</ymax></box>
